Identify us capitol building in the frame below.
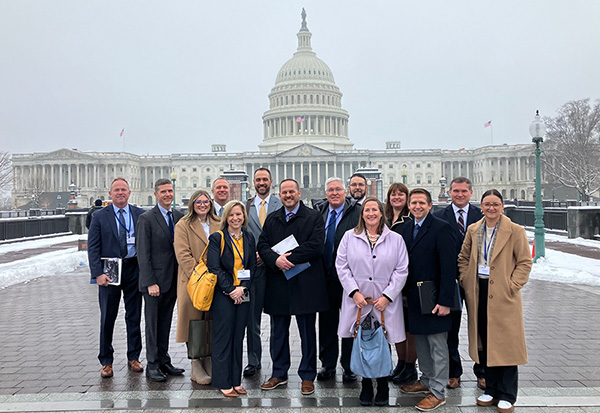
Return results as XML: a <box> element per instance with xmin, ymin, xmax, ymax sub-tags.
<box><xmin>11</xmin><ymin>10</ymin><xmax>537</xmax><ymax>208</ymax></box>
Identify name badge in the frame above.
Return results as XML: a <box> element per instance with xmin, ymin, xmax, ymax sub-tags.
<box><xmin>477</xmin><ymin>265</ymin><xmax>490</xmax><ymax>277</ymax></box>
<box><xmin>237</xmin><ymin>269</ymin><xmax>251</xmax><ymax>280</ymax></box>
<box><xmin>127</xmin><ymin>236</ymin><xmax>136</xmax><ymax>245</ymax></box>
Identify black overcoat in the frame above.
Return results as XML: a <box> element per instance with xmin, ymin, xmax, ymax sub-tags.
<box><xmin>257</xmin><ymin>201</ymin><xmax>328</xmax><ymax>316</ymax></box>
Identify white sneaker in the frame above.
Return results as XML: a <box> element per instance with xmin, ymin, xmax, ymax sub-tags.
<box><xmin>476</xmin><ymin>394</ymin><xmax>497</xmax><ymax>406</ymax></box>
<box><xmin>497</xmin><ymin>400</ymin><xmax>514</xmax><ymax>413</ymax></box>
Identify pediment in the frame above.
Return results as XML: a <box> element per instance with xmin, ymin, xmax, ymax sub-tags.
<box><xmin>34</xmin><ymin>148</ymin><xmax>95</xmax><ymax>160</ymax></box>
<box><xmin>277</xmin><ymin>144</ymin><xmax>335</xmax><ymax>158</ymax></box>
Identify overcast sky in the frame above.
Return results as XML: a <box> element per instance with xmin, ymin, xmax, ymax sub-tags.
<box><xmin>1</xmin><ymin>0</ymin><xmax>599</xmax><ymax>156</ymax></box>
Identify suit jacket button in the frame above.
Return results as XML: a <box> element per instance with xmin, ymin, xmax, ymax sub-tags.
<box><xmin>489</xmin><ymin>295</ymin><xmax>493</xmax><ymax>299</ymax></box>
<box><xmin>372</xmin><ymin>255</ymin><xmax>376</xmax><ymax>259</ymax></box>
<box><xmin>369</xmin><ymin>277</ymin><xmax>373</xmax><ymax>281</ymax></box>
<box><xmin>490</xmin><ymin>280</ymin><xmax>494</xmax><ymax>285</ymax></box>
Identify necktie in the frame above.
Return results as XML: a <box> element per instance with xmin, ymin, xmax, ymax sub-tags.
<box><xmin>167</xmin><ymin>211</ymin><xmax>174</xmax><ymax>239</ymax></box>
<box><xmin>412</xmin><ymin>223</ymin><xmax>420</xmax><ymax>241</ymax></box>
<box><xmin>118</xmin><ymin>209</ymin><xmax>127</xmax><ymax>258</ymax></box>
<box><xmin>457</xmin><ymin>209</ymin><xmax>465</xmax><ymax>238</ymax></box>
<box><xmin>286</xmin><ymin>211</ymin><xmax>295</xmax><ymax>222</ymax></box>
<box><xmin>218</xmin><ymin>206</ymin><xmax>223</xmax><ymax>217</ymax></box>
<box><xmin>324</xmin><ymin>209</ymin><xmax>337</xmax><ymax>268</ymax></box>
<box><xmin>259</xmin><ymin>200</ymin><xmax>267</xmax><ymax>227</ymax></box>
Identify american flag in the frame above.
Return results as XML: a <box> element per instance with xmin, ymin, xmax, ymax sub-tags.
<box><xmin>120</xmin><ymin>129</ymin><xmax>125</xmax><ymax>137</ymax></box>
<box><xmin>484</xmin><ymin>121</ymin><xmax>492</xmax><ymax>128</ymax></box>
<box><xmin>295</xmin><ymin>116</ymin><xmax>305</xmax><ymax>123</ymax></box>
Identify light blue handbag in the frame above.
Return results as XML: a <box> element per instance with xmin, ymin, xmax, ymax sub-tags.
<box><xmin>350</xmin><ymin>300</ymin><xmax>394</xmax><ymax>379</ymax></box>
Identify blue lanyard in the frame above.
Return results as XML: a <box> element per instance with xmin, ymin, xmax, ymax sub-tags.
<box><xmin>114</xmin><ymin>206</ymin><xmax>133</xmax><ymax>235</ymax></box>
<box><xmin>483</xmin><ymin>225</ymin><xmax>497</xmax><ymax>263</ymax></box>
<box><xmin>229</xmin><ymin>233</ymin><xmax>245</xmax><ymax>268</ymax></box>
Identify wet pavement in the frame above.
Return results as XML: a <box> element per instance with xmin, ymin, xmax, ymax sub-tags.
<box><xmin>1</xmin><ymin>236</ymin><xmax>600</xmax><ymax>411</ymax></box>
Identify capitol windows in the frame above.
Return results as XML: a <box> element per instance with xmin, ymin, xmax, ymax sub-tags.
<box><xmin>206</xmin><ymin>177</ymin><xmax>211</xmax><ymax>187</ymax></box>
<box><xmin>181</xmin><ymin>178</ymin><xmax>187</xmax><ymax>188</ymax></box>
<box><xmin>310</xmin><ymin>95</ymin><xmax>313</xmax><ymax>103</ymax></box>
<box><xmin>427</xmin><ymin>163</ymin><xmax>432</xmax><ymax>168</ymax></box>
<box><xmin>192</xmin><ymin>180</ymin><xmax>198</xmax><ymax>188</ymax></box>
<box><xmin>291</xmin><ymin>96</ymin><xmax>294</xmax><ymax>104</ymax></box>
<box><xmin>304</xmin><ymin>95</ymin><xmax>307</xmax><ymax>104</ymax></box>
<box><xmin>192</xmin><ymin>167</ymin><xmax>197</xmax><ymax>172</ymax></box>
<box><xmin>389</xmin><ymin>164</ymin><xmax>394</xmax><ymax>169</ymax></box>
<box><xmin>427</xmin><ymin>175</ymin><xmax>432</xmax><ymax>184</ymax></box>
<box><xmin>286</xmin><ymin>96</ymin><xmax>289</xmax><ymax>105</ymax></box>
<box><xmin>181</xmin><ymin>168</ymin><xmax>186</xmax><ymax>172</ymax></box>
<box><xmin>416</xmin><ymin>163</ymin><xmax>421</xmax><ymax>168</ymax></box>
<box><xmin>416</xmin><ymin>175</ymin><xmax>422</xmax><ymax>185</ymax></box>
<box><xmin>316</xmin><ymin>95</ymin><xmax>319</xmax><ymax>104</ymax></box>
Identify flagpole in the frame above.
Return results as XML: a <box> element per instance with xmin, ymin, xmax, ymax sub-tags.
<box><xmin>490</xmin><ymin>124</ymin><xmax>493</xmax><ymax>145</ymax></box>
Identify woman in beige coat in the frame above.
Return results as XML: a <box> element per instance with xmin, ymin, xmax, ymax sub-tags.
<box><xmin>458</xmin><ymin>189</ymin><xmax>532</xmax><ymax>413</ymax></box>
<box><xmin>174</xmin><ymin>190</ymin><xmax>220</xmax><ymax>384</ymax></box>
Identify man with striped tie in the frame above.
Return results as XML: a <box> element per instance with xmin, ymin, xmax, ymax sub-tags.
<box><xmin>433</xmin><ymin>177</ymin><xmax>485</xmax><ymax>390</ymax></box>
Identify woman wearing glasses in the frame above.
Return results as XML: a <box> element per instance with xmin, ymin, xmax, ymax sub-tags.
<box><xmin>458</xmin><ymin>190</ymin><xmax>532</xmax><ymax>413</ymax></box>
<box><xmin>174</xmin><ymin>190</ymin><xmax>220</xmax><ymax>385</ymax></box>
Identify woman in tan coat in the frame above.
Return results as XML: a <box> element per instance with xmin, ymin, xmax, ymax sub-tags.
<box><xmin>458</xmin><ymin>189</ymin><xmax>532</xmax><ymax>413</ymax></box>
<box><xmin>174</xmin><ymin>190</ymin><xmax>220</xmax><ymax>384</ymax></box>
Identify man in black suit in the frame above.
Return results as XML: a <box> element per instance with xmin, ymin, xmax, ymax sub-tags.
<box><xmin>316</xmin><ymin>177</ymin><xmax>360</xmax><ymax>382</ymax></box>
<box><xmin>258</xmin><ymin>179</ymin><xmax>329</xmax><ymax>396</ymax></box>
<box><xmin>212</xmin><ymin>178</ymin><xmax>230</xmax><ymax>217</ymax></box>
<box><xmin>433</xmin><ymin>177</ymin><xmax>485</xmax><ymax>390</ymax></box>
<box><xmin>399</xmin><ymin>188</ymin><xmax>458</xmax><ymax>412</ymax></box>
<box><xmin>87</xmin><ymin>178</ymin><xmax>145</xmax><ymax>378</ymax></box>
<box><xmin>137</xmin><ymin>178</ymin><xmax>185</xmax><ymax>382</ymax></box>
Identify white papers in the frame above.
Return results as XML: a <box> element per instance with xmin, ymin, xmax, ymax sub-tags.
<box><xmin>102</xmin><ymin>257</ymin><xmax>122</xmax><ymax>286</ymax></box>
<box><xmin>271</xmin><ymin>234</ymin><xmax>299</xmax><ymax>255</ymax></box>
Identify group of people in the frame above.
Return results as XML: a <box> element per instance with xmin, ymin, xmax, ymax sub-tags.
<box><xmin>88</xmin><ymin>170</ymin><xmax>532</xmax><ymax>413</ymax></box>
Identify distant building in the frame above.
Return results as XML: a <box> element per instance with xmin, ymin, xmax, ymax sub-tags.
<box><xmin>11</xmin><ymin>10</ymin><xmax>537</xmax><ymax>209</ymax></box>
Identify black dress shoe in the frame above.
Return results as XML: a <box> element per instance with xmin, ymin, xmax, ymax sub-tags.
<box><xmin>342</xmin><ymin>370</ymin><xmax>357</xmax><ymax>382</ymax></box>
<box><xmin>316</xmin><ymin>367</ymin><xmax>335</xmax><ymax>381</ymax></box>
<box><xmin>146</xmin><ymin>368</ymin><xmax>167</xmax><ymax>382</ymax></box>
<box><xmin>243</xmin><ymin>364</ymin><xmax>261</xmax><ymax>377</ymax></box>
<box><xmin>374</xmin><ymin>377</ymin><xmax>389</xmax><ymax>406</ymax></box>
<box><xmin>160</xmin><ymin>363</ymin><xmax>185</xmax><ymax>376</ymax></box>
<box><xmin>359</xmin><ymin>378</ymin><xmax>374</xmax><ymax>406</ymax></box>
<box><xmin>392</xmin><ymin>363</ymin><xmax>418</xmax><ymax>385</ymax></box>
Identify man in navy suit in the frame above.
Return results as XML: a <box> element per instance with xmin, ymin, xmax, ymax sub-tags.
<box><xmin>87</xmin><ymin>177</ymin><xmax>145</xmax><ymax>378</ymax></box>
<box><xmin>137</xmin><ymin>178</ymin><xmax>185</xmax><ymax>382</ymax></box>
<box><xmin>399</xmin><ymin>188</ymin><xmax>458</xmax><ymax>411</ymax></box>
<box><xmin>433</xmin><ymin>177</ymin><xmax>485</xmax><ymax>390</ymax></box>
<box><xmin>243</xmin><ymin>168</ymin><xmax>282</xmax><ymax>377</ymax></box>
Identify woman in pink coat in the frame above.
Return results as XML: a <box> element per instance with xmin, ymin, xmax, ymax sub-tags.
<box><xmin>336</xmin><ymin>197</ymin><xmax>409</xmax><ymax>406</ymax></box>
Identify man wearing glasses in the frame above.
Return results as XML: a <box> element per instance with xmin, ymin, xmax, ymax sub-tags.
<box><xmin>348</xmin><ymin>173</ymin><xmax>368</xmax><ymax>206</ymax></box>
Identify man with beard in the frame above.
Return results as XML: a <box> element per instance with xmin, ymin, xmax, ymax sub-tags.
<box><xmin>258</xmin><ymin>179</ymin><xmax>328</xmax><ymax>396</ymax></box>
<box><xmin>212</xmin><ymin>178</ymin><xmax>230</xmax><ymax>217</ymax></box>
<box><xmin>243</xmin><ymin>168</ymin><xmax>282</xmax><ymax>377</ymax></box>
<box><xmin>348</xmin><ymin>173</ymin><xmax>368</xmax><ymax>206</ymax></box>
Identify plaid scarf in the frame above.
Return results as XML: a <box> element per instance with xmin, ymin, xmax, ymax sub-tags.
<box><xmin>477</xmin><ymin>218</ymin><xmax>500</xmax><ymax>265</ymax></box>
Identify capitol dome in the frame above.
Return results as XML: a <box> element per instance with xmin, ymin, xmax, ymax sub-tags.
<box><xmin>259</xmin><ymin>9</ymin><xmax>354</xmax><ymax>153</ymax></box>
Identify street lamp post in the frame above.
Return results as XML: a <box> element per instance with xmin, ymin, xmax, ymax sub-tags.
<box><xmin>529</xmin><ymin>110</ymin><xmax>546</xmax><ymax>262</ymax></box>
<box><xmin>170</xmin><ymin>171</ymin><xmax>177</xmax><ymax>209</ymax></box>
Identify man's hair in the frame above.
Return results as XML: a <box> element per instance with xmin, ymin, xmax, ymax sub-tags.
<box><xmin>450</xmin><ymin>176</ymin><xmax>472</xmax><ymax>191</ymax></box>
<box><xmin>94</xmin><ymin>199</ymin><xmax>103</xmax><ymax>207</ymax></box>
<box><xmin>350</xmin><ymin>173</ymin><xmax>367</xmax><ymax>185</ymax></box>
<box><xmin>111</xmin><ymin>177</ymin><xmax>129</xmax><ymax>188</ymax></box>
<box><xmin>409</xmin><ymin>188</ymin><xmax>432</xmax><ymax>204</ymax></box>
<box><xmin>279</xmin><ymin>178</ymin><xmax>299</xmax><ymax>190</ymax></box>
<box><xmin>325</xmin><ymin>177</ymin><xmax>345</xmax><ymax>190</ymax></box>
<box><xmin>154</xmin><ymin>178</ymin><xmax>172</xmax><ymax>193</ymax></box>
<box><xmin>254</xmin><ymin>167</ymin><xmax>272</xmax><ymax>179</ymax></box>
<box><xmin>212</xmin><ymin>177</ymin><xmax>229</xmax><ymax>189</ymax></box>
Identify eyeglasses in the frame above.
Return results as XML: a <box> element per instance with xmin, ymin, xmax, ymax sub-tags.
<box><xmin>482</xmin><ymin>202</ymin><xmax>502</xmax><ymax>209</ymax></box>
<box><xmin>326</xmin><ymin>188</ymin><xmax>345</xmax><ymax>193</ymax></box>
<box><xmin>195</xmin><ymin>200</ymin><xmax>211</xmax><ymax>205</ymax></box>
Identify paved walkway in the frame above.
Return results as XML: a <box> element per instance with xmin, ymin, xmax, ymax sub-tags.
<box><xmin>1</xmin><ymin>237</ymin><xmax>600</xmax><ymax>411</ymax></box>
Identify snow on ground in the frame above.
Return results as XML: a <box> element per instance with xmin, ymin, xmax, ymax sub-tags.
<box><xmin>525</xmin><ymin>229</ymin><xmax>600</xmax><ymax>249</ymax></box>
<box><xmin>0</xmin><ymin>233</ymin><xmax>599</xmax><ymax>289</ymax></box>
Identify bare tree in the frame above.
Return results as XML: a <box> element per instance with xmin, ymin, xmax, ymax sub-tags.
<box><xmin>543</xmin><ymin>98</ymin><xmax>600</xmax><ymax>201</ymax></box>
<box><xmin>26</xmin><ymin>175</ymin><xmax>48</xmax><ymax>208</ymax></box>
<box><xmin>0</xmin><ymin>151</ymin><xmax>11</xmax><ymax>192</ymax></box>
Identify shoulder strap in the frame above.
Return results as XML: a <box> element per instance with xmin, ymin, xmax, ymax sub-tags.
<box><xmin>218</xmin><ymin>230</ymin><xmax>225</xmax><ymax>256</ymax></box>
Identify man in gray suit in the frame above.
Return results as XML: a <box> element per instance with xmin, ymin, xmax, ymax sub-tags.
<box><xmin>243</xmin><ymin>167</ymin><xmax>282</xmax><ymax>377</ymax></box>
<box><xmin>137</xmin><ymin>178</ymin><xmax>185</xmax><ymax>382</ymax></box>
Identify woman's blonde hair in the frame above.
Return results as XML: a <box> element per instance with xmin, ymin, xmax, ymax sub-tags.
<box><xmin>354</xmin><ymin>197</ymin><xmax>386</xmax><ymax>235</ymax></box>
<box><xmin>219</xmin><ymin>200</ymin><xmax>249</xmax><ymax>231</ymax></box>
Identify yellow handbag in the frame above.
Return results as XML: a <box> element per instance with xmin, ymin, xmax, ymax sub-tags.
<box><xmin>187</xmin><ymin>231</ymin><xmax>224</xmax><ymax>311</ymax></box>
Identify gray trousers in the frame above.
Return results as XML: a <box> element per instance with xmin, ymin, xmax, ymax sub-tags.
<box><xmin>415</xmin><ymin>332</ymin><xmax>449</xmax><ymax>400</ymax></box>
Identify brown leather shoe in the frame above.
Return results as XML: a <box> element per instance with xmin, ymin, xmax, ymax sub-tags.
<box><xmin>416</xmin><ymin>393</ymin><xmax>446</xmax><ymax>411</ymax></box>
<box><xmin>400</xmin><ymin>381</ymin><xmax>429</xmax><ymax>394</ymax></box>
<box><xmin>260</xmin><ymin>377</ymin><xmax>288</xmax><ymax>390</ymax></box>
<box><xmin>128</xmin><ymin>360</ymin><xmax>144</xmax><ymax>372</ymax></box>
<box><xmin>301</xmin><ymin>380</ymin><xmax>314</xmax><ymax>395</ymax></box>
<box><xmin>477</xmin><ymin>377</ymin><xmax>487</xmax><ymax>390</ymax></box>
<box><xmin>101</xmin><ymin>364</ymin><xmax>113</xmax><ymax>378</ymax></box>
<box><xmin>446</xmin><ymin>377</ymin><xmax>460</xmax><ymax>389</ymax></box>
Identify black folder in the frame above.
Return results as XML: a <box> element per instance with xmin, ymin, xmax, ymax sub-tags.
<box><xmin>417</xmin><ymin>279</ymin><xmax>462</xmax><ymax>315</ymax></box>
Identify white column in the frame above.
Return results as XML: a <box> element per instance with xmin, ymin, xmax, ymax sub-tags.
<box><xmin>308</xmin><ymin>162</ymin><xmax>312</xmax><ymax>187</ymax></box>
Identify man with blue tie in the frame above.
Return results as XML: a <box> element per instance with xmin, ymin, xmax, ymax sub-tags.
<box><xmin>137</xmin><ymin>178</ymin><xmax>185</xmax><ymax>381</ymax></box>
<box><xmin>88</xmin><ymin>177</ymin><xmax>145</xmax><ymax>378</ymax></box>
<box><xmin>433</xmin><ymin>177</ymin><xmax>485</xmax><ymax>390</ymax></box>
<box><xmin>212</xmin><ymin>178</ymin><xmax>230</xmax><ymax>217</ymax></box>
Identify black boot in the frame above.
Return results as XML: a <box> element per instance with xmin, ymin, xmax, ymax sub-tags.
<box><xmin>359</xmin><ymin>378</ymin><xmax>374</xmax><ymax>406</ymax></box>
<box><xmin>389</xmin><ymin>360</ymin><xmax>405</xmax><ymax>380</ymax></box>
<box><xmin>392</xmin><ymin>362</ymin><xmax>417</xmax><ymax>385</ymax></box>
<box><xmin>374</xmin><ymin>378</ymin><xmax>389</xmax><ymax>406</ymax></box>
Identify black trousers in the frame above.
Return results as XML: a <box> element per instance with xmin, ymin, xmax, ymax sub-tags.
<box><xmin>478</xmin><ymin>278</ymin><xmax>518</xmax><ymax>404</ymax></box>
<box><xmin>98</xmin><ymin>258</ymin><xmax>142</xmax><ymax>366</ymax></box>
<box><xmin>245</xmin><ymin>265</ymin><xmax>266</xmax><ymax>368</ymax></box>
<box><xmin>270</xmin><ymin>313</ymin><xmax>317</xmax><ymax>381</ymax></box>
<box><xmin>318</xmin><ymin>277</ymin><xmax>353</xmax><ymax>372</ymax></box>
<box><xmin>143</xmin><ymin>272</ymin><xmax>177</xmax><ymax>370</ymax></box>
<box><xmin>448</xmin><ymin>285</ymin><xmax>485</xmax><ymax>378</ymax></box>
